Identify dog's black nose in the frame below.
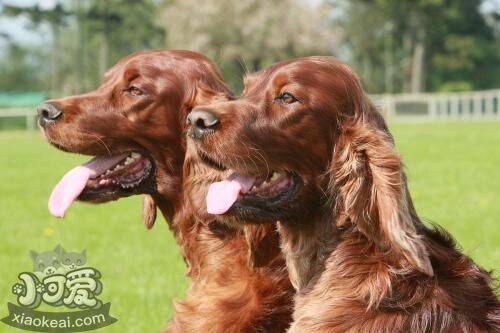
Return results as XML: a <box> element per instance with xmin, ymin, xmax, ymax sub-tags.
<box><xmin>187</xmin><ymin>109</ymin><xmax>220</xmax><ymax>139</ymax></box>
<box><xmin>37</xmin><ymin>103</ymin><xmax>62</xmax><ymax>127</ymax></box>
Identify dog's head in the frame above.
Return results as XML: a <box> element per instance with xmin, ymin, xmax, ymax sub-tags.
<box><xmin>39</xmin><ymin>50</ymin><xmax>231</xmax><ymax>226</ymax></box>
<box><xmin>188</xmin><ymin>56</ymin><xmax>433</xmax><ymax>276</ymax></box>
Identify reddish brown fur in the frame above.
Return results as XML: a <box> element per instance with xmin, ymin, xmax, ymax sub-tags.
<box><xmin>192</xmin><ymin>56</ymin><xmax>499</xmax><ymax>332</ymax></box>
<box><xmin>40</xmin><ymin>50</ymin><xmax>293</xmax><ymax>332</ymax></box>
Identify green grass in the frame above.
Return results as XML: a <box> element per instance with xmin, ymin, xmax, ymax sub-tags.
<box><xmin>390</xmin><ymin>121</ymin><xmax>500</xmax><ymax>271</ymax></box>
<box><xmin>0</xmin><ymin>121</ymin><xmax>499</xmax><ymax>332</ymax></box>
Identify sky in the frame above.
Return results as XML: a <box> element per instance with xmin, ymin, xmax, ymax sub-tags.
<box><xmin>1</xmin><ymin>0</ymin><xmax>499</xmax><ymax>47</ymax></box>
<box><xmin>0</xmin><ymin>0</ymin><xmax>55</xmax><ymax>44</ymax></box>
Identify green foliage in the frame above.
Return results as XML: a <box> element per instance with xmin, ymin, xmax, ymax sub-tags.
<box><xmin>0</xmin><ymin>44</ymin><xmax>48</xmax><ymax>93</ymax></box>
<box><xmin>0</xmin><ymin>0</ymin><xmax>498</xmax><ymax>94</ymax></box>
<box><xmin>1</xmin><ymin>0</ymin><xmax>165</xmax><ymax>96</ymax></box>
<box><xmin>333</xmin><ymin>0</ymin><xmax>499</xmax><ymax>93</ymax></box>
<box><xmin>84</xmin><ymin>0</ymin><xmax>165</xmax><ymax>66</ymax></box>
<box><xmin>162</xmin><ymin>0</ymin><xmax>335</xmax><ymax>91</ymax></box>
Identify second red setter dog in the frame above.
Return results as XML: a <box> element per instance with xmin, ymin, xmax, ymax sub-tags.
<box><xmin>188</xmin><ymin>57</ymin><xmax>499</xmax><ymax>332</ymax></box>
<box><xmin>39</xmin><ymin>50</ymin><xmax>293</xmax><ymax>332</ymax></box>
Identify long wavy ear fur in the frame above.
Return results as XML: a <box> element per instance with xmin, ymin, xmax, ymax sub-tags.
<box><xmin>142</xmin><ymin>195</ymin><xmax>157</xmax><ymax>229</ymax></box>
<box><xmin>330</xmin><ymin>99</ymin><xmax>433</xmax><ymax>276</ymax></box>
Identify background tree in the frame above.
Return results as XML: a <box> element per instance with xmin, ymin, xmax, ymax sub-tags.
<box><xmin>1</xmin><ymin>0</ymin><xmax>164</xmax><ymax>96</ymax></box>
<box><xmin>3</xmin><ymin>2</ymin><xmax>69</xmax><ymax>96</ymax></box>
<box><xmin>331</xmin><ymin>0</ymin><xmax>500</xmax><ymax>93</ymax></box>
<box><xmin>0</xmin><ymin>0</ymin><xmax>497</xmax><ymax>96</ymax></box>
<box><xmin>161</xmin><ymin>0</ymin><xmax>337</xmax><ymax>91</ymax></box>
<box><xmin>0</xmin><ymin>42</ymin><xmax>47</xmax><ymax>92</ymax></box>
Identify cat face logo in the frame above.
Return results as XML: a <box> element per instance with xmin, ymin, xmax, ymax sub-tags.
<box><xmin>30</xmin><ymin>244</ymin><xmax>65</xmax><ymax>280</ymax></box>
<box><xmin>61</xmin><ymin>248</ymin><xmax>86</xmax><ymax>272</ymax></box>
<box><xmin>30</xmin><ymin>245</ymin><xmax>87</xmax><ymax>280</ymax></box>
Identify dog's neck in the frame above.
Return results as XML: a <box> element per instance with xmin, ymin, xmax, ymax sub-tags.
<box><xmin>278</xmin><ymin>210</ymin><xmax>340</xmax><ymax>292</ymax></box>
<box><xmin>154</xmin><ymin>162</ymin><xmax>184</xmax><ymax>224</ymax></box>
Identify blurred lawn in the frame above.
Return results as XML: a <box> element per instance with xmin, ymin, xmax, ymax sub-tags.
<box><xmin>0</xmin><ymin>121</ymin><xmax>499</xmax><ymax>332</ymax></box>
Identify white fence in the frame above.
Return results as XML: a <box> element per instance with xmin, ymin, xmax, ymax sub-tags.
<box><xmin>372</xmin><ymin>89</ymin><xmax>500</xmax><ymax>120</ymax></box>
<box><xmin>0</xmin><ymin>89</ymin><xmax>499</xmax><ymax>130</ymax></box>
<box><xmin>0</xmin><ymin>107</ymin><xmax>37</xmax><ymax>130</ymax></box>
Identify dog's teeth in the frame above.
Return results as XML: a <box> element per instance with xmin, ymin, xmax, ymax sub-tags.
<box><xmin>271</xmin><ymin>172</ymin><xmax>281</xmax><ymax>181</ymax></box>
<box><xmin>131</xmin><ymin>152</ymin><xmax>141</xmax><ymax>159</ymax></box>
<box><xmin>124</xmin><ymin>157</ymin><xmax>133</xmax><ymax>165</ymax></box>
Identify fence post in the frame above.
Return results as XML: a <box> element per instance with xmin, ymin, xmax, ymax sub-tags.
<box><xmin>461</xmin><ymin>94</ymin><xmax>470</xmax><ymax>118</ymax></box>
<box><xmin>485</xmin><ymin>92</ymin><xmax>494</xmax><ymax>117</ymax></box>
<box><xmin>472</xmin><ymin>94</ymin><xmax>482</xmax><ymax>118</ymax></box>
<box><xmin>26</xmin><ymin>112</ymin><xmax>36</xmax><ymax>131</ymax></box>
<box><xmin>428</xmin><ymin>96</ymin><xmax>437</xmax><ymax>119</ymax></box>
<box><xmin>382</xmin><ymin>95</ymin><xmax>396</xmax><ymax>118</ymax></box>
<box><xmin>439</xmin><ymin>97</ymin><xmax>448</xmax><ymax>118</ymax></box>
<box><xmin>450</xmin><ymin>95</ymin><xmax>459</xmax><ymax>118</ymax></box>
<box><xmin>497</xmin><ymin>92</ymin><xmax>500</xmax><ymax>118</ymax></box>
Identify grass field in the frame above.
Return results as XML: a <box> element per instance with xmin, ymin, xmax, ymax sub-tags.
<box><xmin>0</xmin><ymin>121</ymin><xmax>499</xmax><ymax>332</ymax></box>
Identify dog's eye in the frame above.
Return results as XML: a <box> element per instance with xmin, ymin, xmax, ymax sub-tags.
<box><xmin>39</xmin><ymin>263</ymin><xmax>44</xmax><ymax>269</ymax></box>
<box><xmin>125</xmin><ymin>85</ymin><xmax>144</xmax><ymax>97</ymax></box>
<box><xmin>276</xmin><ymin>92</ymin><xmax>298</xmax><ymax>104</ymax></box>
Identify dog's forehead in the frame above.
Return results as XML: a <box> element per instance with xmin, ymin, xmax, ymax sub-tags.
<box><xmin>107</xmin><ymin>54</ymin><xmax>222</xmax><ymax>88</ymax></box>
<box><xmin>105</xmin><ymin>56</ymin><xmax>166</xmax><ymax>80</ymax></box>
<box><xmin>244</xmin><ymin>59</ymin><xmax>326</xmax><ymax>94</ymax></box>
<box><xmin>242</xmin><ymin>58</ymin><xmax>298</xmax><ymax>92</ymax></box>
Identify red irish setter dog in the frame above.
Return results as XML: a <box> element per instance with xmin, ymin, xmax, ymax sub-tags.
<box><xmin>38</xmin><ymin>50</ymin><xmax>293</xmax><ymax>332</ymax></box>
<box><xmin>188</xmin><ymin>56</ymin><xmax>499</xmax><ymax>332</ymax></box>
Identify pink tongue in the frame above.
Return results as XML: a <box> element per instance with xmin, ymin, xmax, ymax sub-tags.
<box><xmin>206</xmin><ymin>174</ymin><xmax>255</xmax><ymax>215</ymax></box>
<box><xmin>48</xmin><ymin>154</ymin><xmax>128</xmax><ymax>218</ymax></box>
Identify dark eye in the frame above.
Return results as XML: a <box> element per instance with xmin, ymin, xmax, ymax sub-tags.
<box><xmin>53</xmin><ymin>259</ymin><xmax>58</xmax><ymax>265</ymax></box>
<box><xmin>65</xmin><ymin>259</ymin><xmax>70</xmax><ymax>264</ymax></box>
<box><xmin>125</xmin><ymin>85</ymin><xmax>144</xmax><ymax>97</ymax></box>
<box><xmin>38</xmin><ymin>263</ymin><xmax>44</xmax><ymax>269</ymax></box>
<box><xmin>276</xmin><ymin>92</ymin><xmax>298</xmax><ymax>104</ymax></box>
<box><xmin>76</xmin><ymin>259</ymin><xmax>82</xmax><ymax>265</ymax></box>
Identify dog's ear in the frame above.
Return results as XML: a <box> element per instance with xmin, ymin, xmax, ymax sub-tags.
<box><xmin>243</xmin><ymin>224</ymin><xmax>281</xmax><ymax>268</ymax></box>
<box><xmin>142</xmin><ymin>195</ymin><xmax>157</xmax><ymax>229</ymax></box>
<box><xmin>329</xmin><ymin>98</ymin><xmax>433</xmax><ymax>276</ymax></box>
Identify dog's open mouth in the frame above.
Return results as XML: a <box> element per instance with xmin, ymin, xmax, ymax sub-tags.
<box><xmin>49</xmin><ymin>152</ymin><xmax>154</xmax><ymax>217</ymax></box>
<box><xmin>199</xmin><ymin>147</ymin><xmax>300</xmax><ymax>219</ymax></box>
<box><xmin>206</xmin><ymin>169</ymin><xmax>300</xmax><ymax>219</ymax></box>
<box><xmin>84</xmin><ymin>152</ymin><xmax>152</xmax><ymax>191</ymax></box>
